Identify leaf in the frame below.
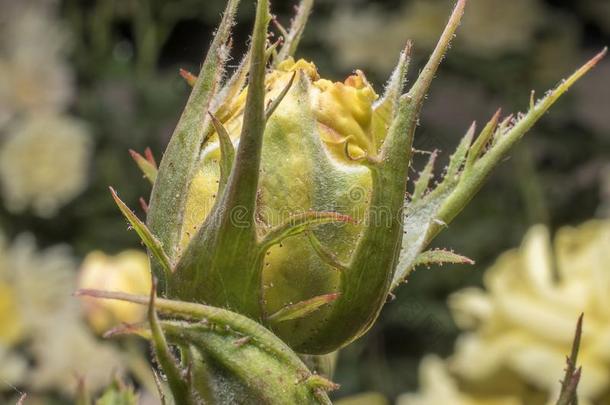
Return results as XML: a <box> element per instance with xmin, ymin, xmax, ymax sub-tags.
<box><xmin>412</xmin><ymin>249</ymin><xmax>474</xmax><ymax>268</ymax></box>
<box><xmin>268</xmin><ymin>293</ymin><xmax>341</xmax><ymax>322</ymax></box>
<box><xmin>78</xmin><ymin>290</ymin><xmax>334</xmax><ymax>404</ymax></box>
<box><xmin>110</xmin><ymin>187</ymin><xmax>173</xmax><ymax>276</ymax></box>
<box><xmin>392</xmin><ymin>49</ymin><xmax>607</xmax><ymax>292</ymax></box>
<box><xmin>392</xmin><ymin>185</ymin><xmax>453</xmax><ymax>289</ymax></box>
<box><xmin>129</xmin><ymin>149</ymin><xmax>157</xmax><ymax>184</ymax></box>
<box><xmin>211</xmin><ymin>0</ymin><xmax>270</xmax><ymax>219</ymax></box>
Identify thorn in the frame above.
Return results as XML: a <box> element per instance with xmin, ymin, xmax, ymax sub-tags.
<box><xmin>584</xmin><ymin>47</ymin><xmax>608</xmax><ymax>69</ymax></box>
<box><xmin>144</xmin><ymin>147</ymin><xmax>157</xmax><ymax>167</ymax></box>
<box><xmin>139</xmin><ymin>197</ymin><xmax>149</xmax><ymax>213</ymax></box>
<box><xmin>234</xmin><ymin>336</ymin><xmax>251</xmax><ymax>347</ymax></box>
<box><xmin>129</xmin><ymin>148</ymin><xmax>142</xmax><ymax>162</ymax></box>
<box><xmin>530</xmin><ymin>90</ymin><xmax>536</xmax><ymax>110</ymax></box>
<box><xmin>179</xmin><ymin>68</ymin><xmax>198</xmax><ymax>87</ymax></box>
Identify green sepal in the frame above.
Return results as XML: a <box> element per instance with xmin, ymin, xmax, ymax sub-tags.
<box><xmin>170</xmin><ymin>0</ymin><xmax>271</xmax><ymax>318</ymax></box>
<box><xmin>304</xmin><ymin>0</ymin><xmax>467</xmax><ymax>354</ymax></box>
<box><xmin>110</xmin><ymin>188</ymin><xmax>173</xmax><ymax>277</ymax></box>
<box><xmin>208</xmin><ymin>112</ymin><xmax>235</xmax><ymax>196</ymax></box>
<box><xmin>373</xmin><ymin>42</ymin><xmax>412</xmax><ymax>128</ymax></box>
<box><xmin>265</xmin><ymin>71</ymin><xmax>296</xmax><ymax>120</ymax></box>
<box><xmin>267</xmin><ymin>293</ymin><xmax>341</xmax><ymax>322</ymax></box>
<box><xmin>412</xmin><ymin>249</ymin><xmax>474</xmax><ymax>268</ymax></box>
<box><xmin>146</xmin><ymin>0</ymin><xmax>240</xmax><ymax>276</ymax></box>
<box><xmin>275</xmin><ymin>0</ymin><xmax>314</xmax><ymax>65</ymax></box>
<box><xmin>259</xmin><ymin>211</ymin><xmax>355</xmax><ymax>250</ymax></box>
<box><xmin>147</xmin><ymin>283</ymin><xmax>194</xmax><ymax>405</ymax></box>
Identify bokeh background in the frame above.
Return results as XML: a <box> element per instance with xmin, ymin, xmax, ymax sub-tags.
<box><xmin>0</xmin><ymin>0</ymin><xmax>608</xmax><ymax>403</ymax></box>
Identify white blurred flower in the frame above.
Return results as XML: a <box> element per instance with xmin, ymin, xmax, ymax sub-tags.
<box><xmin>29</xmin><ymin>322</ymin><xmax>123</xmax><ymax>394</ymax></box>
<box><xmin>0</xmin><ymin>231</ymin><xmax>124</xmax><ymax>394</ymax></box>
<box><xmin>0</xmin><ymin>114</ymin><xmax>92</xmax><ymax>217</ymax></box>
<box><xmin>0</xmin><ymin>1</ymin><xmax>73</xmax><ymax>124</ymax></box>
<box><xmin>458</xmin><ymin>0</ymin><xmax>546</xmax><ymax>57</ymax></box>
<box><xmin>397</xmin><ymin>356</ymin><xmax>521</xmax><ymax>405</ymax></box>
<box><xmin>574</xmin><ymin>60</ymin><xmax>610</xmax><ymax>137</ymax></box>
<box><xmin>449</xmin><ymin>221</ymin><xmax>610</xmax><ymax>404</ymax></box>
<box><xmin>323</xmin><ymin>0</ymin><xmax>547</xmax><ymax>74</ymax></box>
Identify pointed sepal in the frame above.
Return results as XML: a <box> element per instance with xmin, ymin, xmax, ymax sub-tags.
<box><xmin>147</xmin><ymin>281</ymin><xmax>194</xmax><ymax>405</ymax></box>
<box><xmin>208</xmin><ymin>113</ymin><xmax>235</xmax><ymax>196</ymax></box>
<box><xmin>267</xmin><ymin>293</ymin><xmax>341</xmax><ymax>323</ymax></box>
<box><xmin>412</xmin><ymin>249</ymin><xmax>474</xmax><ymax>269</ymax></box>
<box><xmin>146</xmin><ymin>0</ymin><xmax>241</xmax><ymax>272</ymax></box>
<box><xmin>110</xmin><ymin>188</ymin><xmax>173</xmax><ymax>276</ymax></box>
<box><xmin>260</xmin><ymin>211</ymin><xmax>355</xmax><ymax>250</ymax></box>
<box><xmin>391</xmin><ymin>49</ymin><xmax>607</xmax><ymax>293</ymax></box>
<box><xmin>275</xmin><ymin>0</ymin><xmax>314</xmax><ymax>65</ymax></box>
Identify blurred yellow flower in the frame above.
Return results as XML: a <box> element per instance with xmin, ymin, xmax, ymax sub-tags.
<box><xmin>78</xmin><ymin>250</ymin><xmax>152</xmax><ymax>334</ymax></box>
<box><xmin>0</xmin><ymin>114</ymin><xmax>91</xmax><ymax>217</ymax></box>
<box><xmin>397</xmin><ymin>356</ymin><xmax>521</xmax><ymax>405</ymax></box>
<box><xmin>449</xmin><ymin>221</ymin><xmax>610</xmax><ymax>403</ymax></box>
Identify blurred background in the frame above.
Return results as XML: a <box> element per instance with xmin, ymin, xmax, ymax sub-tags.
<box><xmin>0</xmin><ymin>0</ymin><xmax>608</xmax><ymax>403</ymax></box>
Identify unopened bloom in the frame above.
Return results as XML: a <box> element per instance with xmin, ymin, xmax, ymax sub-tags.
<box><xmin>78</xmin><ymin>250</ymin><xmax>152</xmax><ymax>333</ymax></box>
<box><xmin>109</xmin><ymin>0</ymin><xmax>605</xmax><ymax>361</ymax></box>
<box><xmin>449</xmin><ymin>221</ymin><xmax>610</xmax><ymax>403</ymax></box>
